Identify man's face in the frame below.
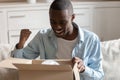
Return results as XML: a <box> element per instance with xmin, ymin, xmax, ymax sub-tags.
<box><xmin>49</xmin><ymin>9</ymin><xmax>74</xmax><ymax>38</ymax></box>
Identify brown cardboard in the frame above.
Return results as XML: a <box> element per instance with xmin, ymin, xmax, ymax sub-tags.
<box><xmin>0</xmin><ymin>58</ymin><xmax>32</xmax><ymax>69</ymax></box>
<box><xmin>0</xmin><ymin>58</ymin><xmax>80</xmax><ymax>80</ymax></box>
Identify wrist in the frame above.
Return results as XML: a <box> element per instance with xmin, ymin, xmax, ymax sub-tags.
<box><xmin>16</xmin><ymin>43</ymin><xmax>24</xmax><ymax>49</ymax></box>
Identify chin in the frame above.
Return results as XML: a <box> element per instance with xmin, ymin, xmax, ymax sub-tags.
<box><xmin>55</xmin><ymin>34</ymin><xmax>64</xmax><ymax>38</ymax></box>
<box><xmin>56</xmin><ymin>35</ymin><xmax>63</xmax><ymax>38</ymax></box>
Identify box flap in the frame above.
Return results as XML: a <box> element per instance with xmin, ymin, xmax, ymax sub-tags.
<box><xmin>13</xmin><ymin>59</ymin><xmax>72</xmax><ymax>71</ymax></box>
<box><xmin>13</xmin><ymin>63</ymin><xmax>72</xmax><ymax>71</ymax></box>
<box><xmin>73</xmin><ymin>63</ymin><xmax>80</xmax><ymax>80</ymax></box>
<box><xmin>0</xmin><ymin>58</ymin><xmax>32</xmax><ymax>69</ymax></box>
<box><xmin>32</xmin><ymin>59</ymin><xmax>72</xmax><ymax>65</ymax></box>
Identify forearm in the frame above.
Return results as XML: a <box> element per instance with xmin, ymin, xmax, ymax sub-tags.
<box><xmin>80</xmin><ymin>64</ymin><xmax>104</xmax><ymax>80</ymax></box>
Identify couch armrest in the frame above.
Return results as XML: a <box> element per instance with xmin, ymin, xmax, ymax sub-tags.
<box><xmin>101</xmin><ymin>38</ymin><xmax>120</xmax><ymax>80</ymax></box>
<box><xmin>0</xmin><ymin>44</ymin><xmax>14</xmax><ymax>62</ymax></box>
<box><xmin>0</xmin><ymin>68</ymin><xmax>18</xmax><ymax>80</ymax></box>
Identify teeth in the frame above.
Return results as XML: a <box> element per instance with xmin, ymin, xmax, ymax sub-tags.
<box><xmin>56</xmin><ymin>30</ymin><xmax>60</xmax><ymax>33</ymax></box>
<box><xmin>55</xmin><ymin>30</ymin><xmax>62</xmax><ymax>33</ymax></box>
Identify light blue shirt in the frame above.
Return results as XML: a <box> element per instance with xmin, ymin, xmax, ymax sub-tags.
<box><xmin>12</xmin><ymin>23</ymin><xmax>104</xmax><ymax>80</ymax></box>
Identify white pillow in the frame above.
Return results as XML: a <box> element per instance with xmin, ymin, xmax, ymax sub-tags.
<box><xmin>101</xmin><ymin>39</ymin><xmax>120</xmax><ymax>61</ymax></box>
<box><xmin>0</xmin><ymin>68</ymin><xmax>18</xmax><ymax>80</ymax></box>
<box><xmin>0</xmin><ymin>44</ymin><xmax>17</xmax><ymax>80</ymax></box>
<box><xmin>101</xmin><ymin>39</ymin><xmax>120</xmax><ymax>80</ymax></box>
<box><xmin>0</xmin><ymin>44</ymin><xmax>14</xmax><ymax>62</ymax></box>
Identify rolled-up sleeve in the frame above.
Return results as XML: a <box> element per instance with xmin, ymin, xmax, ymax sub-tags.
<box><xmin>11</xmin><ymin>32</ymin><xmax>43</xmax><ymax>59</ymax></box>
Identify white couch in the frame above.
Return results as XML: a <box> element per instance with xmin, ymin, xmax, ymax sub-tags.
<box><xmin>101</xmin><ymin>39</ymin><xmax>120</xmax><ymax>80</ymax></box>
<box><xmin>0</xmin><ymin>44</ymin><xmax>18</xmax><ymax>80</ymax></box>
<box><xmin>0</xmin><ymin>39</ymin><xmax>120</xmax><ymax>80</ymax></box>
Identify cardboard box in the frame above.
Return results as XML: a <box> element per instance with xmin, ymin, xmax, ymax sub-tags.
<box><xmin>0</xmin><ymin>58</ymin><xmax>80</xmax><ymax>80</ymax></box>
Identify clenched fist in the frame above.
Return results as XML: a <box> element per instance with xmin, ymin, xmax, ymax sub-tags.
<box><xmin>16</xmin><ymin>29</ymin><xmax>31</xmax><ymax>49</ymax></box>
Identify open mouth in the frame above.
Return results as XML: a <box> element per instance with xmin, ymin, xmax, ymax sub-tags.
<box><xmin>54</xmin><ymin>28</ymin><xmax>63</xmax><ymax>33</ymax></box>
<box><xmin>55</xmin><ymin>30</ymin><xmax>62</xmax><ymax>34</ymax></box>
<box><xmin>54</xmin><ymin>29</ymin><xmax>64</xmax><ymax>36</ymax></box>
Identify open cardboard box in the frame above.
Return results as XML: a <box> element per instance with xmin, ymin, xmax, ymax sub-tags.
<box><xmin>0</xmin><ymin>58</ymin><xmax>80</xmax><ymax>80</ymax></box>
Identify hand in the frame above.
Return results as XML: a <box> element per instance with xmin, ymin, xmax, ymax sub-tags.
<box><xmin>16</xmin><ymin>29</ymin><xmax>31</xmax><ymax>49</ymax></box>
<box><xmin>72</xmin><ymin>57</ymin><xmax>85</xmax><ymax>73</ymax></box>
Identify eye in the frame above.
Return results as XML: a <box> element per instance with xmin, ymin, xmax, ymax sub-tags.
<box><xmin>60</xmin><ymin>21</ymin><xmax>67</xmax><ymax>25</ymax></box>
<box><xmin>50</xmin><ymin>20</ymin><xmax>56</xmax><ymax>25</ymax></box>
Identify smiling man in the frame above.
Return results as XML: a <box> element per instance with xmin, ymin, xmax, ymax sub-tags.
<box><xmin>11</xmin><ymin>0</ymin><xmax>104</xmax><ymax>80</ymax></box>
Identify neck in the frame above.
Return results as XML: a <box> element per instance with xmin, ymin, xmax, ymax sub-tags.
<box><xmin>63</xmin><ymin>26</ymin><xmax>78</xmax><ymax>40</ymax></box>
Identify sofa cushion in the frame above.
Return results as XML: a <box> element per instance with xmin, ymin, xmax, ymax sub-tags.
<box><xmin>0</xmin><ymin>44</ymin><xmax>14</xmax><ymax>62</ymax></box>
<box><xmin>0</xmin><ymin>68</ymin><xmax>18</xmax><ymax>80</ymax></box>
<box><xmin>101</xmin><ymin>39</ymin><xmax>120</xmax><ymax>80</ymax></box>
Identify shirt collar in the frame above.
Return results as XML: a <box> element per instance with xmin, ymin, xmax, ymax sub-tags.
<box><xmin>48</xmin><ymin>29</ymin><xmax>55</xmax><ymax>37</ymax></box>
<box><xmin>72</xmin><ymin>22</ymin><xmax>84</xmax><ymax>43</ymax></box>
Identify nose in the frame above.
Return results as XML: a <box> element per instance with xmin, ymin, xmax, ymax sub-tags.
<box><xmin>57</xmin><ymin>25</ymin><xmax>62</xmax><ymax>29</ymax></box>
<box><xmin>53</xmin><ymin>24</ymin><xmax>62</xmax><ymax>30</ymax></box>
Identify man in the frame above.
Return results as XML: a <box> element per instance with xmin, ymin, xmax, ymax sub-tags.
<box><xmin>12</xmin><ymin>0</ymin><xmax>104</xmax><ymax>80</ymax></box>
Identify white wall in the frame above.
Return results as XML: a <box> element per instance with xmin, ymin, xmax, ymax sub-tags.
<box><xmin>93</xmin><ymin>7</ymin><xmax>120</xmax><ymax>41</ymax></box>
<box><xmin>0</xmin><ymin>0</ymin><xmax>25</xmax><ymax>2</ymax></box>
<box><xmin>0</xmin><ymin>1</ymin><xmax>119</xmax><ymax>41</ymax></box>
<box><xmin>0</xmin><ymin>0</ymin><xmax>119</xmax><ymax>3</ymax></box>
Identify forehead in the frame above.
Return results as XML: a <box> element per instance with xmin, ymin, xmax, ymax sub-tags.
<box><xmin>49</xmin><ymin>9</ymin><xmax>69</xmax><ymax>18</ymax></box>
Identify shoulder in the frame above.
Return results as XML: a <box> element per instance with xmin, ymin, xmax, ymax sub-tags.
<box><xmin>28</xmin><ymin>28</ymin><xmax>54</xmax><ymax>45</ymax></box>
<box><xmin>82</xmin><ymin>29</ymin><xmax>100</xmax><ymax>43</ymax></box>
<box><xmin>33</xmin><ymin>28</ymin><xmax>56</xmax><ymax>41</ymax></box>
<box><xmin>35</xmin><ymin>28</ymin><xmax>53</xmax><ymax>37</ymax></box>
<box><xmin>37</xmin><ymin>28</ymin><xmax>52</xmax><ymax>34</ymax></box>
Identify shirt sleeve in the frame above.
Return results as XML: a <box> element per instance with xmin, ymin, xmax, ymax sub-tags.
<box><xmin>80</xmin><ymin>36</ymin><xmax>104</xmax><ymax>80</ymax></box>
<box><xmin>11</xmin><ymin>32</ymin><xmax>43</xmax><ymax>59</ymax></box>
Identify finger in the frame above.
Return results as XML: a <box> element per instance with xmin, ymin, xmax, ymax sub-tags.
<box><xmin>72</xmin><ymin>57</ymin><xmax>76</xmax><ymax>64</ymax></box>
<box><xmin>74</xmin><ymin>57</ymin><xmax>80</xmax><ymax>60</ymax></box>
<box><xmin>21</xmin><ymin>29</ymin><xmax>31</xmax><ymax>33</ymax></box>
<box><xmin>76</xmin><ymin>60</ymin><xmax>85</xmax><ymax>71</ymax></box>
<box><xmin>77</xmin><ymin>62</ymin><xmax>85</xmax><ymax>72</ymax></box>
<box><xmin>79</xmin><ymin>66</ymin><xmax>85</xmax><ymax>73</ymax></box>
<box><xmin>21</xmin><ymin>30</ymin><xmax>31</xmax><ymax>35</ymax></box>
<box><xmin>77</xmin><ymin>61</ymin><xmax>82</xmax><ymax>69</ymax></box>
<box><xmin>72</xmin><ymin>57</ymin><xmax>81</xmax><ymax>63</ymax></box>
<box><xmin>25</xmin><ymin>31</ymin><xmax>31</xmax><ymax>34</ymax></box>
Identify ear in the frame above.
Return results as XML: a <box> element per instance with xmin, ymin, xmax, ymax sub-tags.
<box><xmin>71</xmin><ymin>14</ymin><xmax>75</xmax><ymax>22</ymax></box>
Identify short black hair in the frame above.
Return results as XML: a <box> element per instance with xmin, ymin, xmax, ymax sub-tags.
<box><xmin>49</xmin><ymin>0</ymin><xmax>73</xmax><ymax>15</ymax></box>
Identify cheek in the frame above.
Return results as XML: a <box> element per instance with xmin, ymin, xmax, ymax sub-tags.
<box><xmin>64</xmin><ymin>26</ymin><xmax>70</xmax><ymax>34</ymax></box>
<box><xmin>65</xmin><ymin>23</ymin><xmax>71</xmax><ymax>30</ymax></box>
<box><xmin>65</xmin><ymin>24</ymin><xmax>72</xmax><ymax>32</ymax></box>
<box><xmin>50</xmin><ymin>23</ymin><xmax>54</xmax><ymax>28</ymax></box>
<box><xmin>51</xmin><ymin>25</ymin><xmax>56</xmax><ymax>30</ymax></box>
